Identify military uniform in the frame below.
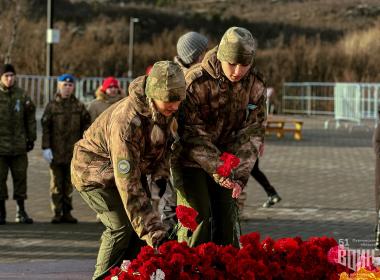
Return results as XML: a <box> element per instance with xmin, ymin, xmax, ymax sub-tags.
<box><xmin>0</xmin><ymin>80</ymin><xmax>36</xmax><ymax>223</ymax></box>
<box><xmin>176</xmin><ymin>27</ymin><xmax>267</xmax><ymax>247</ymax></box>
<box><xmin>71</xmin><ymin>61</ymin><xmax>185</xmax><ymax>280</ymax></box>
<box><xmin>41</xmin><ymin>93</ymin><xmax>90</xmax><ymax>220</ymax></box>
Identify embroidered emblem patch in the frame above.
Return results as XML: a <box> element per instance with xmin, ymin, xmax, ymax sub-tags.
<box><xmin>117</xmin><ymin>159</ymin><xmax>131</xmax><ymax>174</ymax></box>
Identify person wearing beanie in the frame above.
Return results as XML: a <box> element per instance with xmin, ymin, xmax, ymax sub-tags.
<box><xmin>87</xmin><ymin>76</ymin><xmax>126</xmax><ymax>123</ymax></box>
<box><xmin>0</xmin><ymin>64</ymin><xmax>36</xmax><ymax>225</ymax></box>
<box><xmin>41</xmin><ymin>73</ymin><xmax>91</xmax><ymax>224</ymax></box>
<box><xmin>174</xmin><ymin>31</ymin><xmax>208</xmax><ymax>74</ymax></box>
<box><xmin>0</xmin><ymin>63</ymin><xmax>16</xmax><ymax>77</ymax></box>
<box><xmin>175</xmin><ymin>27</ymin><xmax>267</xmax><ymax>247</ymax></box>
<box><xmin>71</xmin><ymin>61</ymin><xmax>186</xmax><ymax>279</ymax></box>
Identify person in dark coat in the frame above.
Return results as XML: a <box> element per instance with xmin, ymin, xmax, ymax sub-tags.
<box><xmin>0</xmin><ymin>64</ymin><xmax>36</xmax><ymax>225</ymax></box>
<box><xmin>41</xmin><ymin>74</ymin><xmax>91</xmax><ymax>223</ymax></box>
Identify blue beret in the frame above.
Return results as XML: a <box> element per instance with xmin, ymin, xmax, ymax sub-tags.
<box><xmin>58</xmin><ymin>74</ymin><xmax>75</xmax><ymax>83</ymax></box>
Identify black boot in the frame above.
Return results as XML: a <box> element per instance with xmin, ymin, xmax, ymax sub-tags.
<box><xmin>51</xmin><ymin>212</ymin><xmax>62</xmax><ymax>224</ymax></box>
<box><xmin>15</xmin><ymin>199</ymin><xmax>33</xmax><ymax>224</ymax></box>
<box><xmin>262</xmin><ymin>193</ymin><xmax>282</xmax><ymax>208</ymax></box>
<box><xmin>61</xmin><ymin>211</ymin><xmax>78</xmax><ymax>223</ymax></box>
<box><xmin>62</xmin><ymin>205</ymin><xmax>77</xmax><ymax>223</ymax></box>
<box><xmin>0</xmin><ymin>200</ymin><xmax>6</xmax><ymax>225</ymax></box>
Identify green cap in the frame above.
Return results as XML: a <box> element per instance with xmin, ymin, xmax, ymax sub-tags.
<box><xmin>216</xmin><ymin>27</ymin><xmax>257</xmax><ymax>65</ymax></box>
<box><xmin>145</xmin><ymin>61</ymin><xmax>186</xmax><ymax>102</ymax></box>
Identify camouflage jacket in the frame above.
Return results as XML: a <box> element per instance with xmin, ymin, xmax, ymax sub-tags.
<box><xmin>87</xmin><ymin>88</ymin><xmax>126</xmax><ymax>123</ymax></box>
<box><xmin>0</xmin><ymin>82</ymin><xmax>36</xmax><ymax>155</ymax></box>
<box><xmin>71</xmin><ymin>76</ymin><xmax>174</xmax><ymax>245</ymax></box>
<box><xmin>181</xmin><ymin>47</ymin><xmax>267</xmax><ymax>187</ymax></box>
<box><xmin>41</xmin><ymin>93</ymin><xmax>91</xmax><ymax>164</ymax></box>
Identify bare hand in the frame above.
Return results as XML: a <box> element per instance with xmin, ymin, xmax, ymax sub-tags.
<box><xmin>232</xmin><ymin>184</ymin><xmax>242</xmax><ymax>198</ymax></box>
<box><xmin>220</xmin><ymin>178</ymin><xmax>242</xmax><ymax>198</ymax></box>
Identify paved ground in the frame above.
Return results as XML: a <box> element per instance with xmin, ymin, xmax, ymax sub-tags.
<box><xmin>0</xmin><ymin>114</ymin><xmax>377</xmax><ymax>279</ymax></box>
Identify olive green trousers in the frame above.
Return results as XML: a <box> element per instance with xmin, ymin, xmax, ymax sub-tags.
<box><xmin>79</xmin><ymin>187</ymin><xmax>145</xmax><ymax>280</ymax></box>
<box><xmin>176</xmin><ymin>167</ymin><xmax>239</xmax><ymax>248</ymax></box>
<box><xmin>0</xmin><ymin>154</ymin><xmax>28</xmax><ymax>200</ymax></box>
<box><xmin>49</xmin><ymin>163</ymin><xmax>73</xmax><ymax>215</ymax></box>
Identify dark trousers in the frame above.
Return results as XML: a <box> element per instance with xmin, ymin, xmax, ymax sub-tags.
<box><xmin>250</xmin><ymin>159</ymin><xmax>277</xmax><ymax>196</ymax></box>
<box><xmin>176</xmin><ymin>167</ymin><xmax>239</xmax><ymax>248</ymax></box>
<box><xmin>0</xmin><ymin>154</ymin><xmax>28</xmax><ymax>200</ymax></box>
<box><xmin>79</xmin><ymin>186</ymin><xmax>145</xmax><ymax>280</ymax></box>
<box><xmin>49</xmin><ymin>163</ymin><xmax>73</xmax><ymax>214</ymax></box>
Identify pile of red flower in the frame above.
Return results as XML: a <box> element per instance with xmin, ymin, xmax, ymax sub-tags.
<box><xmin>105</xmin><ymin>232</ymin><xmax>351</xmax><ymax>280</ymax></box>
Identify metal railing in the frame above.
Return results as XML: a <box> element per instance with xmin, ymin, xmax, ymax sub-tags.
<box><xmin>282</xmin><ymin>82</ymin><xmax>380</xmax><ymax>125</ymax></box>
<box><xmin>282</xmin><ymin>82</ymin><xmax>336</xmax><ymax>116</ymax></box>
<box><xmin>16</xmin><ymin>75</ymin><xmax>132</xmax><ymax>108</ymax></box>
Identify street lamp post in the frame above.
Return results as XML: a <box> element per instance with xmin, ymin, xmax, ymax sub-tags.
<box><xmin>46</xmin><ymin>0</ymin><xmax>53</xmax><ymax>77</ymax></box>
<box><xmin>45</xmin><ymin>0</ymin><xmax>60</xmax><ymax>103</ymax></box>
<box><xmin>128</xmin><ymin>17</ymin><xmax>139</xmax><ymax>80</ymax></box>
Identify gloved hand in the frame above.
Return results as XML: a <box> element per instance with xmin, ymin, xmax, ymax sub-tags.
<box><xmin>26</xmin><ymin>140</ymin><xmax>34</xmax><ymax>152</ymax></box>
<box><xmin>42</xmin><ymin>148</ymin><xmax>53</xmax><ymax>164</ymax></box>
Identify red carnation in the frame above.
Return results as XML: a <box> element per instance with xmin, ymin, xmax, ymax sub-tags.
<box><xmin>176</xmin><ymin>205</ymin><xmax>199</xmax><ymax>232</ymax></box>
<box><xmin>217</xmin><ymin>152</ymin><xmax>240</xmax><ymax>177</ymax></box>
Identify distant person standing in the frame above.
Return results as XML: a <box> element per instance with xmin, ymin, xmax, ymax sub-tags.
<box><xmin>373</xmin><ymin>112</ymin><xmax>380</xmax><ymax>249</ymax></box>
<box><xmin>266</xmin><ymin>87</ymin><xmax>279</xmax><ymax>114</ymax></box>
<box><xmin>41</xmin><ymin>74</ymin><xmax>91</xmax><ymax>224</ymax></box>
<box><xmin>238</xmin><ymin>87</ymin><xmax>282</xmax><ymax>211</ymax></box>
<box><xmin>87</xmin><ymin>77</ymin><xmax>126</xmax><ymax>123</ymax></box>
<box><xmin>174</xmin><ymin>31</ymin><xmax>208</xmax><ymax>74</ymax></box>
<box><xmin>251</xmin><ymin>145</ymin><xmax>281</xmax><ymax>208</ymax></box>
<box><xmin>0</xmin><ymin>64</ymin><xmax>36</xmax><ymax>225</ymax></box>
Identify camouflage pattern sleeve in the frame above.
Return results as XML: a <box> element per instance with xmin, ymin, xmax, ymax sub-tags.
<box><xmin>109</xmin><ymin>120</ymin><xmax>167</xmax><ymax>246</ymax></box>
<box><xmin>24</xmin><ymin>95</ymin><xmax>37</xmax><ymax>142</ymax></box>
<box><xmin>183</xmin><ymin>82</ymin><xmax>222</xmax><ymax>176</ymax></box>
<box><xmin>41</xmin><ymin>102</ymin><xmax>52</xmax><ymax>149</ymax></box>
<box><xmin>233</xmin><ymin>87</ymin><xmax>267</xmax><ymax>187</ymax></box>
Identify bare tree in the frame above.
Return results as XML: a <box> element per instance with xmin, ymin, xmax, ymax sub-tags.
<box><xmin>4</xmin><ymin>0</ymin><xmax>22</xmax><ymax>64</ymax></box>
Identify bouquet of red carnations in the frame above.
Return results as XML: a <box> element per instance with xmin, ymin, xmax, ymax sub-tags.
<box><xmin>105</xmin><ymin>232</ymin><xmax>351</xmax><ymax>280</ymax></box>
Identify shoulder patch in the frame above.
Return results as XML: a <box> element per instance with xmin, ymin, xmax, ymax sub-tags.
<box><xmin>117</xmin><ymin>159</ymin><xmax>131</xmax><ymax>175</ymax></box>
